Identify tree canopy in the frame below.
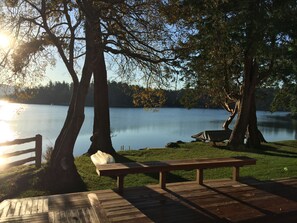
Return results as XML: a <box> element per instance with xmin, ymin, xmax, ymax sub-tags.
<box><xmin>1</xmin><ymin>0</ymin><xmax>179</xmax><ymax>191</ymax></box>
<box><xmin>162</xmin><ymin>0</ymin><xmax>297</xmax><ymax>147</ymax></box>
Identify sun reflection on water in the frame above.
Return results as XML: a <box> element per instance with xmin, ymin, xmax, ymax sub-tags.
<box><xmin>0</xmin><ymin>100</ymin><xmax>22</xmax><ymax>122</ymax></box>
<box><xmin>0</xmin><ymin>100</ymin><xmax>20</xmax><ymax>143</ymax></box>
<box><xmin>0</xmin><ymin>120</ymin><xmax>16</xmax><ymax>143</ymax></box>
<box><xmin>0</xmin><ymin>100</ymin><xmax>23</xmax><ymax>167</ymax></box>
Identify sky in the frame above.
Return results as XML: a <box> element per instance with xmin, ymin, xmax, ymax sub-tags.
<box><xmin>44</xmin><ymin>60</ymin><xmax>72</xmax><ymax>84</ymax></box>
<box><xmin>0</xmin><ymin>31</ymin><xmax>178</xmax><ymax>89</ymax></box>
<box><xmin>0</xmin><ymin>30</ymin><xmax>117</xmax><ymax>86</ymax></box>
<box><xmin>43</xmin><ymin>58</ymin><xmax>119</xmax><ymax>86</ymax></box>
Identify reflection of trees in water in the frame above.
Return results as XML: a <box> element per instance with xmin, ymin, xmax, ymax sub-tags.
<box><xmin>100</xmin><ymin>110</ymin><xmax>297</xmax><ymax>140</ymax></box>
<box><xmin>258</xmin><ymin>115</ymin><xmax>297</xmax><ymax>138</ymax></box>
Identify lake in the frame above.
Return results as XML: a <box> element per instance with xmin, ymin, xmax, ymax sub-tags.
<box><xmin>0</xmin><ymin>102</ymin><xmax>296</xmax><ymax>157</ymax></box>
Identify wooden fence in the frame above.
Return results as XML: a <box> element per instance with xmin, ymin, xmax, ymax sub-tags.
<box><xmin>0</xmin><ymin>134</ymin><xmax>42</xmax><ymax>169</ymax></box>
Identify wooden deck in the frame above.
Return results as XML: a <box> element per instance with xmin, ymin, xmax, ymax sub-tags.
<box><xmin>1</xmin><ymin>178</ymin><xmax>297</xmax><ymax>222</ymax></box>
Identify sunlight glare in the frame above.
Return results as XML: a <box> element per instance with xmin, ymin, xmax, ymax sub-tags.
<box><xmin>0</xmin><ymin>33</ymin><xmax>11</xmax><ymax>49</ymax></box>
<box><xmin>0</xmin><ymin>157</ymin><xmax>7</xmax><ymax>168</ymax></box>
<box><xmin>0</xmin><ymin>121</ymin><xmax>16</xmax><ymax>143</ymax></box>
<box><xmin>0</xmin><ymin>100</ymin><xmax>20</xmax><ymax>143</ymax></box>
<box><xmin>0</xmin><ymin>100</ymin><xmax>22</xmax><ymax>121</ymax></box>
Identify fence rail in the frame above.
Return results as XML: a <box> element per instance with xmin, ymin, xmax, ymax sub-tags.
<box><xmin>0</xmin><ymin>134</ymin><xmax>42</xmax><ymax>169</ymax></box>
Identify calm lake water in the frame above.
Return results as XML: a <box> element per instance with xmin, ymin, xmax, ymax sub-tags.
<box><xmin>0</xmin><ymin>102</ymin><xmax>296</xmax><ymax>157</ymax></box>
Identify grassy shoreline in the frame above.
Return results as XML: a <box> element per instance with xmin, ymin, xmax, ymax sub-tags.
<box><xmin>1</xmin><ymin>140</ymin><xmax>297</xmax><ymax>201</ymax></box>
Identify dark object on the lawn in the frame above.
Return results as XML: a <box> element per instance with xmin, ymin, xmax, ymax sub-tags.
<box><xmin>191</xmin><ymin>130</ymin><xmax>232</xmax><ymax>142</ymax></box>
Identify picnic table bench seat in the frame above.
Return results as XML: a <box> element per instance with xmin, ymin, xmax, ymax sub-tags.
<box><xmin>92</xmin><ymin>156</ymin><xmax>256</xmax><ymax>194</ymax></box>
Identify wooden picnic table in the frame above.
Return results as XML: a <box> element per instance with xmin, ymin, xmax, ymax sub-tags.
<box><xmin>93</xmin><ymin>156</ymin><xmax>256</xmax><ymax>193</ymax></box>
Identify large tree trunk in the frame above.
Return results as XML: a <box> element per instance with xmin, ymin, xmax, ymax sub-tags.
<box><xmin>87</xmin><ymin>49</ymin><xmax>115</xmax><ymax>156</ymax></box>
<box><xmin>246</xmin><ymin>91</ymin><xmax>267</xmax><ymax>147</ymax></box>
<box><xmin>49</xmin><ymin>73</ymin><xmax>92</xmax><ymax>193</ymax></box>
<box><xmin>87</xmin><ymin>19</ymin><xmax>115</xmax><ymax>156</ymax></box>
<box><xmin>229</xmin><ymin>57</ymin><xmax>257</xmax><ymax>148</ymax></box>
<box><xmin>49</xmin><ymin>20</ymin><xmax>97</xmax><ymax>192</ymax></box>
<box><xmin>229</xmin><ymin>58</ymin><xmax>266</xmax><ymax>149</ymax></box>
<box><xmin>246</xmin><ymin>92</ymin><xmax>260</xmax><ymax>147</ymax></box>
<box><xmin>229</xmin><ymin>0</ymin><xmax>268</xmax><ymax>149</ymax></box>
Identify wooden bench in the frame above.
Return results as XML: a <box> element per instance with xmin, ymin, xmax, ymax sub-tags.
<box><xmin>93</xmin><ymin>156</ymin><xmax>256</xmax><ymax>194</ymax></box>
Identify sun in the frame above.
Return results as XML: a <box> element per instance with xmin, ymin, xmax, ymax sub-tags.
<box><xmin>0</xmin><ymin>33</ymin><xmax>11</xmax><ymax>49</ymax></box>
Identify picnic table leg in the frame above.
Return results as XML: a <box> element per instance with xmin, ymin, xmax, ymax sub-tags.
<box><xmin>196</xmin><ymin>169</ymin><xmax>204</xmax><ymax>185</ymax></box>
<box><xmin>159</xmin><ymin>171</ymin><xmax>166</xmax><ymax>189</ymax></box>
<box><xmin>232</xmin><ymin>167</ymin><xmax>240</xmax><ymax>181</ymax></box>
<box><xmin>117</xmin><ymin>175</ymin><xmax>125</xmax><ymax>194</ymax></box>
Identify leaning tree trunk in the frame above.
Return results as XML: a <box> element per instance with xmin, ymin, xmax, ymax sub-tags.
<box><xmin>229</xmin><ymin>57</ymin><xmax>258</xmax><ymax>149</ymax></box>
<box><xmin>49</xmin><ymin>20</ymin><xmax>97</xmax><ymax>192</ymax></box>
<box><xmin>87</xmin><ymin>49</ymin><xmax>115</xmax><ymax>156</ymax></box>
<box><xmin>222</xmin><ymin>102</ymin><xmax>239</xmax><ymax>130</ymax></box>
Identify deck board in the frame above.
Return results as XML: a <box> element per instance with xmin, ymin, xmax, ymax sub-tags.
<box><xmin>1</xmin><ymin>178</ymin><xmax>297</xmax><ymax>222</ymax></box>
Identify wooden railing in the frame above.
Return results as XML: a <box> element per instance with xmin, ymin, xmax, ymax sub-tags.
<box><xmin>0</xmin><ymin>134</ymin><xmax>42</xmax><ymax>169</ymax></box>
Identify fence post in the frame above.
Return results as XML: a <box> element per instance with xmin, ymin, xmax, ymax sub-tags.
<box><xmin>35</xmin><ymin>134</ymin><xmax>42</xmax><ymax>168</ymax></box>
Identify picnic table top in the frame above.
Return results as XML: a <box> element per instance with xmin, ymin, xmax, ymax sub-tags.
<box><xmin>94</xmin><ymin>156</ymin><xmax>256</xmax><ymax>175</ymax></box>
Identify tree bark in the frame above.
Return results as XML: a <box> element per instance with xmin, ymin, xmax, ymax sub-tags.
<box><xmin>49</xmin><ymin>19</ymin><xmax>97</xmax><ymax>192</ymax></box>
<box><xmin>222</xmin><ymin>102</ymin><xmax>238</xmax><ymax>130</ymax></box>
<box><xmin>229</xmin><ymin>55</ymin><xmax>266</xmax><ymax>149</ymax></box>
<box><xmin>246</xmin><ymin>91</ymin><xmax>260</xmax><ymax>147</ymax></box>
<box><xmin>246</xmin><ymin>91</ymin><xmax>267</xmax><ymax>147</ymax></box>
<box><xmin>86</xmin><ymin>16</ymin><xmax>115</xmax><ymax>156</ymax></box>
<box><xmin>229</xmin><ymin>57</ymin><xmax>256</xmax><ymax>148</ymax></box>
<box><xmin>87</xmin><ymin>49</ymin><xmax>115</xmax><ymax>156</ymax></box>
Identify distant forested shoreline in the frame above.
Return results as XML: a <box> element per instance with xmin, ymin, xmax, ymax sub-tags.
<box><xmin>4</xmin><ymin>81</ymin><xmax>279</xmax><ymax>111</ymax></box>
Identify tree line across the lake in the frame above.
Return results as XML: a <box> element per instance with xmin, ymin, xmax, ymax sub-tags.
<box><xmin>5</xmin><ymin>80</ymin><xmax>280</xmax><ymax>112</ymax></box>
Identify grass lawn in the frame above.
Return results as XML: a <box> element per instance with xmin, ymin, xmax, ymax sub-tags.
<box><xmin>1</xmin><ymin>140</ymin><xmax>297</xmax><ymax>202</ymax></box>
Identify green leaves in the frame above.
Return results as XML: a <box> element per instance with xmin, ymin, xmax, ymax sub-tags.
<box><xmin>132</xmin><ymin>86</ymin><xmax>166</xmax><ymax>109</ymax></box>
<box><xmin>12</xmin><ymin>38</ymin><xmax>50</xmax><ymax>73</ymax></box>
<box><xmin>163</xmin><ymin>0</ymin><xmax>297</xmax><ymax>114</ymax></box>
